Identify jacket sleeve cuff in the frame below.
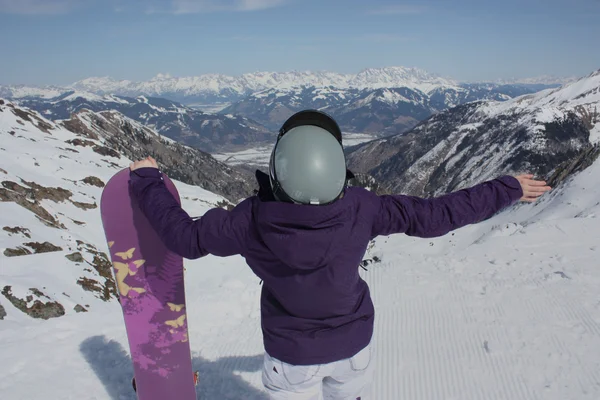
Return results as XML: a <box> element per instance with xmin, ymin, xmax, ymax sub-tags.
<box><xmin>497</xmin><ymin>175</ymin><xmax>523</xmax><ymax>202</ymax></box>
<box><xmin>130</xmin><ymin>167</ymin><xmax>162</xmax><ymax>180</ymax></box>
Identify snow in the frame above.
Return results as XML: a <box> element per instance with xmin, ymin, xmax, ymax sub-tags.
<box><xmin>469</xmin><ymin>70</ymin><xmax>600</xmax><ymax>148</ymax></box>
<box><xmin>61</xmin><ymin>91</ymin><xmax>107</xmax><ymax>103</ymax></box>
<box><xmin>212</xmin><ymin>133</ymin><xmax>376</xmax><ymax>169</ymax></box>
<box><xmin>212</xmin><ymin>146</ymin><xmax>274</xmax><ymax>168</ymax></box>
<box><xmin>2</xmin><ymin>99</ymin><xmax>600</xmax><ymax>399</ymax></box>
<box><xmin>589</xmin><ymin>124</ymin><xmax>600</xmax><ymax>144</ymax></box>
<box><xmin>2</xmin><ymin>85</ymin><xmax>69</xmax><ymax>99</ymax></box>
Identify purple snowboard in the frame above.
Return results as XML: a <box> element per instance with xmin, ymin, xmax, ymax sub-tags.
<box><xmin>100</xmin><ymin>168</ymin><xmax>197</xmax><ymax>400</ymax></box>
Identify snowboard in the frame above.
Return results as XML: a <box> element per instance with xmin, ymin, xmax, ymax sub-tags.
<box><xmin>100</xmin><ymin>168</ymin><xmax>197</xmax><ymax>400</ymax></box>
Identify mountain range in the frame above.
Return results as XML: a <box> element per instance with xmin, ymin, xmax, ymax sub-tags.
<box><xmin>15</xmin><ymin>93</ymin><xmax>274</xmax><ymax>152</ymax></box>
<box><xmin>5</xmin><ymin>66</ymin><xmax>566</xmax><ymax>143</ymax></box>
<box><xmin>2</xmin><ymin>66</ymin><xmax>569</xmax><ymax>105</ymax></box>
<box><xmin>346</xmin><ymin>69</ymin><xmax>600</xmax><ymax>197</ymax></box>
<box><xmin>222</xmin><ymin>83</ymin><xmax>544</xmax><ymax>133</ymax></box>
<box><xmin>3</xmin><ymin>82</ymin><xmax>600</xmax><ymax>400</ymax></box>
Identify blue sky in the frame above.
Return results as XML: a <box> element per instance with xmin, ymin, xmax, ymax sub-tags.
<box><xmin>0</xmin><ymin>0</ymin><xmax>598</xmax><ymax>85</ymax></box>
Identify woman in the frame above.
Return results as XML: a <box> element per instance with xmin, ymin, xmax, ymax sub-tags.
<box><xmin>128</xmin><ymin>110</ymin><xmax>550</xmax><ymax>399</ymax></box>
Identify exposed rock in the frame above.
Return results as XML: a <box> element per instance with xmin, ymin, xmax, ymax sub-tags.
<box><xmin>81</xmin><ymin>176</ymin><xmax>105</xmax><ymax>188</ymax></box>
<box><xmin>0</xmin><ymin>182</ymin><xmax>65</xmax><ymax>228</ymax></box>
<box><xmin>62</xmin><ymin>110</ymin><xmax>255</xmax><ymax>202</ymax></box>
<box><xmin>65</xmin><ymin>252</ymin><xmax>84</xmax><ymax>263</ymax></box>
<box><xmin>3</xmin><ymin>247</ymin><xmax>32</xmax><ymax>257</ymax></box>
<box><xmin>62</xmin><ymin>116</ymin><xmax>99</xmax><ymax>139</ymax></box>
<box><xmin>74</xmin><ymin>241</ymin><xmax>118</xmax><ymax>301</ymax></box>
<box><xmin>25</xmin><ymin>95</ymin><xmax>273</xmax><ymax>152</ymax></box>
<box><xmin>11</xmin><ymin>107</ymin><xmax>32</xmax><ymax>122</ymax></box>
<box><xmin>0</xmin><ymin>303</ymin><xmax>6</xmax><ymax>320</ymax></box>
<box><xmin>71</xmin><ymin>200</ymin><xmax>97</xmax><ymax>210</ymax></box>
<box><xmin>9</xmin><ymin>106</ymin><xmax>53</xmax><ymax>133</ymax></box>
<box><xmin>1</xmin><ymin>286</ymin><xmax>65</xmax><ymax>320</ymax></box>
<box><xmin>65</xmin><ymin>138</ymin><xmax>96</xmax><ymax>147</ymax></box>
<box><xmin>24</xmin><ymin>242</ymin><xmax>63</xmax><ymax>254</ymax></box>
<box><xmin>21</xmin><ymin>180</ymin><xmax>72</xmax><ymax>202</ymax></box>
<box><xmin>547</xmin><ymin>144</ymin><xmax>600</xmax><ymax>188</ymax></box>
<box><xmin>1</xmin><ymin>180</ymin><xmax>28</xmax><ymax>195</ymax></box>
<box><xmin>29</xmin><ymin>288</ymin><xmax>49</xmax><ymax>299</ymax></box>
<box><xmin>2</xmin><ymin>226</ymin><xmax>31</xmax><ymax>238</ymax></box>
<box><xmin>92</xmin><ymin>145</ymin><xmax>120</xmax><ymax>158</ymax></box>
<box><xmin>0</xmin><ymin>168</ymin><xmax>6</xmax><ymax>174</ymax></box>
<box><xmin>348</xmin><ymin>105</ymin><xmax>593</xmax><ymax>197</ymax></box>
<box><xmin>74</xmin><ymin>304</ymin><xmax>88</xmax><ymax>313</ymax></box>
<box><xmin>77</xmin><ymin>277</ymin><xmax>114</xmax><ymax>302</ymax></box>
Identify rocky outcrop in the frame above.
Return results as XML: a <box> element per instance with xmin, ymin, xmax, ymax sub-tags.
<box><xmin>62</xmin><ymin>110</ymin><xmax>255</xmax><ymax>202</ymax></box>
<box><xmin>81</xmin><ymin>176</ymin><xmax>105</xmax><ymax>188</ymax></box>
<box><xmin>1</xmin><ymin>286</ymin><xmax>65</xmax><ymax>320</ymax></box>
<box><xmin>0</xmin><ymin>179</ymin><xmax>99</xmax><ymax>228</ymax></box>
<box><xmin>3</xmin><ymin>241</ymin><xmax>63</xmax><ymax>257</ymax></box>
<box><xmin>19</xmin><ymin>94</ymin><xmax>273</xmax><ymax>152</ymax></box>
<box><xmin>2</xmin><ymin>226</ymin><xmax>31</xmax><ymax>238</ymax></box>
<box><xmin>74</xmin><ymin>241</ymin><xmax>117</xmax><ymax>302</ymax></box>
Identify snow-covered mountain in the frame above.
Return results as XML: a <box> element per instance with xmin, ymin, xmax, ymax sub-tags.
<box><xmin>0</xmin><ymin>84</ymin><xmax>70</xmax><ymax>100</ymax></box>
<box><xmin>0</xmin><ymin>98</ymin><xmax>247</xmax><ymax>320</ymax></box>
<box><xmin>61</xmin><ymin>110</ymin><xmax>255</xmax><ymax>201</ymax></box>
<box><xmin>346</xmin><ymin>69</ymin><xmax>600</xmax><ymax>196</ymax></box>
<box><xmin>223</xmin><ymin>83</ymin><xmax>543</xmax><ymax>134</ymax></box>
<box><xmin>2</xmin><ymin>95</ymin><xmax>600</xmax><ymax>399</ymax></box>
<box><xmin>1</xmin><ymin>66</ymin><xmax>567</xmax><ymax>107</ymax></box>
<box><xmin>494</xmin><ymin>74</ymin><xmax>579</xmax><ymax>86</ymax></box>
<box><xmin>16</xmin><ymin>92</ymin><xmax>273</xmax><ymax>152</ymax></box>
<box><xmin>68</xmin><ymin>67</ymin><xmax>456</xmax><ymax>101</ymax></box>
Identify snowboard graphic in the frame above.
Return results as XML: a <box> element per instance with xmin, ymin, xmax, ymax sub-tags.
<box><xmin>100</xmin><ymin>168</ymin><xmax>197</xmax><ymax>400</ymax></box>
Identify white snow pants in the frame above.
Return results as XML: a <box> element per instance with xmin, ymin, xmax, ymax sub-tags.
<box><xmin>262</xmin><ymin>341</ymin><xmax>375</xmax><ymax>400</ymax></box>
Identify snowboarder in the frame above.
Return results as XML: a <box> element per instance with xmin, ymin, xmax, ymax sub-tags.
<box><xmin>128</xmin><ymin>109</ymin><xmax>551</xmax><ymax>399</ymax></box>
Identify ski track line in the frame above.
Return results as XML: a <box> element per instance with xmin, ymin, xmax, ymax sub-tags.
<box><xmin>451</xmin><ymin>278</ymin><xmax>517</xmax><ymax>400</ymax></box>
<box><xmin>458</xmin><ymin>283</ymin><xmax>538</xmax><ymax>400</ymax></box>
<box><xmin>527</xmin><ymin>278</ymin><xmax>600</xmax><ymax>391</ymax></box>
<box><xmin>368</xmin><ymin>263</ymin><xmax>537</xmax><ymax>400</ymax></box>
<box><xmin>548</xmin><ymin>333</ymin><xmax>600</xmax><ymax>397</ymax></box>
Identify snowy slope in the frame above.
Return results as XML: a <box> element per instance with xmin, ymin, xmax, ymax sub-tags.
<box><xmin>16</xmin><ymin>92</ymin><xmax>273</xmax><ymax>152</ymax></box>
<box><xmin>0</xmin><ymin>84</ymin><xmax>70</xmax><ymax>100</ymax></box>
<box><xmin>2</xmin><ymin>98</ymin><xmax>600</xmax><ymax>399</ymax></box>
<box><xmin>222</xmin><ymin>83</ymin><xmax>541</xmax><ymax>135</ymax></box>
<box><xmin>1</xmin><ymin>127</ymin><xmax>599</xmax><ymax>399</ymax></box>
<box><xmin>0</xmin><ymin>99</ymin><xmax>229</xmax><ymax>319</ymax></box>
<box><xmin>348</xmin><ymin>69</ymin><xmax>600</xmax><ymax>196</ymax></box>
<box><xmin>483</xmin><ymin>70</ymin><xmax>600</xmax><ymax>143</ymax></box>
<box><xmin>212</xmin><ymin>132</ymin><xmax>375</xmax><ymax>170</ymax></box>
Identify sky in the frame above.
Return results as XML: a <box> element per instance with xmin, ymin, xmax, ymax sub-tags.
<box><xmin>0</xmin><ymin>0</ymin><xmax>599</xmax><ymax>85</ymax></box>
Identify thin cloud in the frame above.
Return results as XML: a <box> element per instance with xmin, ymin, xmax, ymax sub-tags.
<box><xmin>0</xmin><ymin>0</ymin><xmax>85</xmax><ymax>15</ymax></box>
<box><xmin>368</xmin><ymin>5</ymin><xmax>427</xmax><ymax>15</ymax></box>
<box><xmin>170</xmin><ymin>0</ymin><xmax>287</xmax><ymax>14</ymax></box>
<box><xmin>360</xmin><ymin>34</ymin><xmax>413</xmax><ymax>43</ymax></box>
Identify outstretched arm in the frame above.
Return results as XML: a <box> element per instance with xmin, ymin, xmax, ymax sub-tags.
<box><xmin>128</xmin><ymin>157</ymin><xmax>249</xmax><ymax>259</ymax></box>
<box><xmin>371</xmin><ymin>175</ymin><xmax>550</xmax><ymax>238</ymax></box>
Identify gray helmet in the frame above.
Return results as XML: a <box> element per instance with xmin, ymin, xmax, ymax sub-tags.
<box><xmin>269</xmin><ymin>110</ymin><xmax>347</xmax><ymax>205</ymax></box>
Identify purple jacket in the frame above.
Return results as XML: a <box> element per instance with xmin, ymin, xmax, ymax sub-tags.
<box><xmin>129</xmin><ymin>168</ymin><xmax>523</xmax><ymax>365</ymax></box>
